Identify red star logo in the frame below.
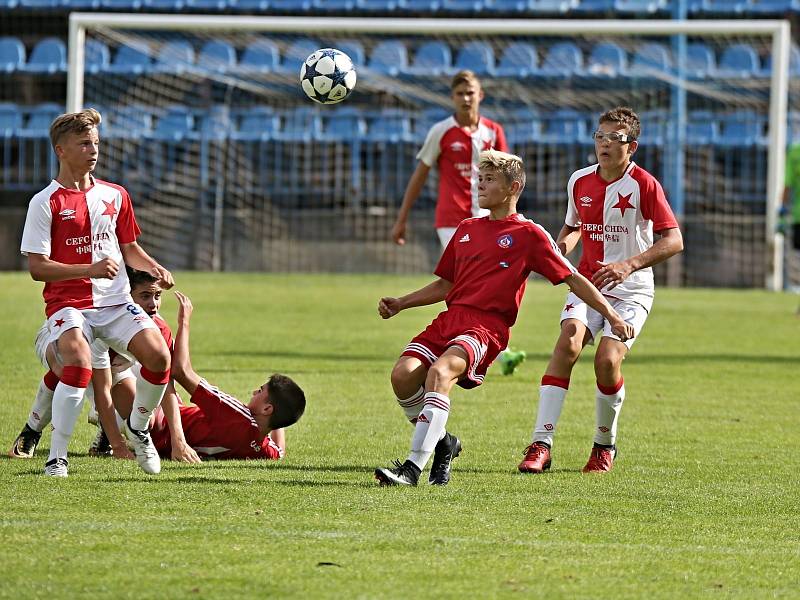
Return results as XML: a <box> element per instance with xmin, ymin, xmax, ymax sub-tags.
<box><xmin>564</xmin><ymin>303</ymin><xmax>575</xmax><ymax>311</ymax></box>
<box><xmin>612</xmin><ymin>192</ymin><xmax>635</xmax><ymax>217</ymax></box>
<box><xmin>54</xmin><ymin>318</ymin><xmax>65</xmax><ymax>327</ymax></box>
<box><xmin>101</xmin><ymin>200</ymin><xmax>117</xmax><ymax>218</ymax></box>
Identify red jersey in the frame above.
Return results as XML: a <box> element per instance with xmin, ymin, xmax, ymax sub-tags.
<box><xmin>435</xmin><ymin>214</ymin><xmax>576</xmax><ymax>327</ymax></box>
<box><xmin>566</xmin><ymin>162</ymin><xmax>678</xmax><ymax>310</ymax></box>
<box><xmin>166</xmin><ymin>379</ymin><xmax>282</xmax><ymax>460</ymax></box>
<box><xmin>417</xmin><ymin>115</ymin><xmax>508</xmax><ymax>228</ymax></box>
<box><xmin>20</xmin><ymin>178</ymin><xmax>141</xmax><ymax>317</ymax></box>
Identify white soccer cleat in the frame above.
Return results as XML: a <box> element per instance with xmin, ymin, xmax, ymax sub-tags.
<box><xmin>44</xmin><ymin>457</ymin><xmax>69</xmax><ymax>477</ymax></box>
<box><xmin>125</xmin><ymin>420</ymin><xmax>161</xmax><ymax>475</ymax></box>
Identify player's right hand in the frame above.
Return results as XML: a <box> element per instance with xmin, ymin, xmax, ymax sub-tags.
<box><xmin>378</xmin><ymin>297</ymin><xmax>402</xmax><ymax>319</ymax></box>
<box><xmin>88</xmin><ymin>257</ymin><xmax>119</xmax><ymax>279</ymax></box>
<box><xmin>391</xmin><ymin>220</ymin><xmax>406</xmax><ymax>246</ymax></box>
<box><xmin>610</xmin><ymin>319</ymin><xmax>635</xmax><ymax>343</ymax></box>
<box><xmin>111</xmin><ymin>443</ymin><xmax>135</xmax><ymax>461</ymax></box>
<box><xmin>174</xmin><ymin>291</ymin><xmax>193</xmax><ymax>323</ymax></box>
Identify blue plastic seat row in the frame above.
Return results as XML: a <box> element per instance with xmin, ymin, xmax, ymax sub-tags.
<box><xmin>3</xmin><ymin>36</ymin><xmax>794</xmax><ymax>80</ymax></box>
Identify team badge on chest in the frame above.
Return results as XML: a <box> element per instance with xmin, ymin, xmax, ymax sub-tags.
<box><xmin>497</xmin><ymin>234</ymin><xmax>513</xmax><ymax>248</ymax></box>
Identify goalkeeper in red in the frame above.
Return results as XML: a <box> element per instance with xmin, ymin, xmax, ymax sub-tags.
<box><xmin>375</xmin><ymin>149</ymin><xmax>635</xmax><ymax>487</ymax></box>
<box><xmin>517</xmin><ymin>106</ymin><xmax>684</xmax><ymax>475</ymax></box>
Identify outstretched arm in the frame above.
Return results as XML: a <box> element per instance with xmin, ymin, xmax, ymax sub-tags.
<box><xmin>171</xmin><ymin>291</ymin><xmax>202</xmax><ymax>397</ymax></box>
<box><xmin>120</xmin><ymin>241</ymin><xmax>174</xmax><ymax>289</ymax></box>
<box><xmin>378</xmin><ymin>277</ymin><xmax>453</xmax><ymax>319</ymax></box>
<box><xmin>564</xmin><ymin>273</ymin><xmax>635</xmax><ymax>342</ymax></box>
<box><xmin>556</xmin><ymin>224</ymin><xmax>582</xmax><ymax>257</ymax></box>
<box><xmin>592</xmin><ymin>227</ymin><xmax>683</xmax><ymax>290</ymax></box>
<box><xmin>160</xmin><ymin>381</ymin><xmax>201</xmax><ymax>463</ymax></box>
<box><xmin>391</xmin><ymin>162</ymin><xmax>431</xmax><ymax>245</ymax></box>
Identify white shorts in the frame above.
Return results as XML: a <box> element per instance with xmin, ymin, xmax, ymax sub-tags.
<box><xmin>560</xmin><ymin>292</ymin><xmax>648</xmax><ymax>349</ymax></box>
<box><xmin>34</xmin><ymin>321</ymin><xmax>111</xmax><ymax>370</ymax></box>
<box><xmin>43</xmin><ymin>304</ymin><xmax>158</xmax><ymax>365</ymax></box>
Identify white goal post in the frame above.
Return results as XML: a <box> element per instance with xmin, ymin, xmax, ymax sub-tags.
<box><xmin>66</xmin><ymin>14</ymin><xmax>791</xmax><ymax>288</ymax></box>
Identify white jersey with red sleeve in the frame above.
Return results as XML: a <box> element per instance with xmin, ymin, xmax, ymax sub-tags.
<box><xmin>566</xmin><ymin>162</ymin><xmax>679</xmax><ymax>311</ymax></box>
<box><xmin>20</xmin><ymin>178</ymin><xmax>142</xmax><ymax>317</ymax></box>
<box><xmin>417</xmin><ymin>115</ymin><xmax>508</xmax><ymax>228</ymax></box>
<box><xmin>434</xmin><ymin>213</ymin><xmax>576</xmax><ymax>327</ymax></box>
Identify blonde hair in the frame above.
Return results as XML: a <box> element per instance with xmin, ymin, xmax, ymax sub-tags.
<box><xmin>49</xmin><ymin>108</ymin><xmax>101</xmax><ymax>150</ymax></box>
<box><xmin>450</xmin><ymin>69</ymin><xmax>481</xmax><ymax>90</ymax></box>
<box><xmin>479</xmin><ymin>149</ymin><xmax>526</xmax><ymax>195</ymax></box>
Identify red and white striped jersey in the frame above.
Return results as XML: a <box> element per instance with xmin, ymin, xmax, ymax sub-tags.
<box><xmin>417</xmin><ymin>115</ymin><xmax>508</xmax><ymax>228</ymax></box>
<box><xmin>435</xmin><ymin>213</ymin><xmax>576</xmax><ymax>327</ymax></box>
<box><xmin>20</xmin><ymin>178</ymin><xmax>141</xmax><ymax>317</ymax></box>
<box><xmin>174</xmin><ymin>379</ymin><xmax>282</xmax><ymax>460</ymax></box>
<box><xmin>566</xmin><ymin>162</ymin><xmax>678</xmax><ymax>311</ymax></box>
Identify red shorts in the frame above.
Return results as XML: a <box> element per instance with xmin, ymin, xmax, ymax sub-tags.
<box><xmin>401</xmin><ymin>305</ymin><xmax>508</xmax><ymax>389</ymax></box>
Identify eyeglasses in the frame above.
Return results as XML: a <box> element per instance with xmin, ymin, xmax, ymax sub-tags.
<box><xmin>592</xmin><ymin>131</ymin><xmax>635</xmax><ymax>143</ymax></box>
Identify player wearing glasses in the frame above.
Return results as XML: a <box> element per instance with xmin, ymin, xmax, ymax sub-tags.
<box><xmin>517</xmin><ymin>106</ymin><xmax>684</xmax><ymax>474</ymax></box>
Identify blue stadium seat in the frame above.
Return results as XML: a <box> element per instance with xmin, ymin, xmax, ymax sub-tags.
<box><xmin>586</xmin><ymin>41</ymin><xmax>627</xmax><ymax>77</ymax></box>
<box><xmin>506</xmin><ymin>108</ymin><xmax>542</xmax><ymax>145</ymax></box>
<box><xmin>198</xmin><ymin>106</ymin><xmax>231</xmax><ymax>140</ymax></box>
<box><xmin>716</xmin><ymin>43</ymin><xmax>761</xmax><ymax>78</ymax></box>
<box><xmin>337</xmin><ymin>40</ymin><xmax>366</xmax><ymax>68</ymax></box>
<box><xmin>762</xmin><ymin>42</ymin><xmax>800</xmax><ymax>77</ymax></box>
<box><xmin>19</xmin><ymin>103</ymin><xmax>62</xmax><ymax>137</ymax></box>
<box><xmin>687</xmin><ymin>110</ymin><xmax>718</xmax><ymax>145</ymax></box>
<box><xmin>278</xmin><ymin>107</ymin><xmax>322</xmax><ymax>141</ymax></box>
<box><xmin>694</xmin><ymin>0</ymin><xmax>749</xmax><ymax>14</ymax></box>
<box><xmin>630</xmin><ymin>42</ymin><xmax>671</xmax><ymax>76</ymax></box>
<box><xmin>155</xmin><ymin>40</ymin><xmax>195</xmax><ymax>74</ymax></box>
<box><xmin>63</xmin><ymin>0</ymin><xmax>102</xmax><ymax>8</ymax></box>
<box><xmin>495</xmin><ymin>42</ymin><xmax>538</xmax><ymax>77</ymax></box>
<box><xmin>529</xmin><ymin>0</ymin><xmax>577</xmax><ymax>13</ymax></box>
<box><xmin>108</xmin><ymin>42</ymin><xmax>152</xmax><ymax>75</ymax></box>
<box><xmin>441</xmin><ymin>0</ymin><xmax>484</xmax><ymax>12</ymax></box>
<box><xmin>454</xmin><ymin>41</ymin><xmax>494</xmax><ymax>75</ymax></box>
<box><xmin>483</xmin><ymin>0</ymin><xmax>529</xmax><ymax>12</ymax></box>
<box><xmin>197</xmin><ymin>40</ymin><xmax>237</xmax><ymax>73</ymax></box>
<box><xmin>414</xmin><ymin>106</ymin><xmax>449</xmax><ymax>140</ymax></box>
<box><xmin>571</xmin><ymin>0</ymin><xmax>614</xmax><ymax>13</ymax></box>
<box><xmin>238</xmin><ymin>39</ymin><xmax>280</xmax><ymax>73</ymax></box>
<box><xmin>23</xmin><ymin>38</ymin><xmax>67</xmax><ymax>74</ymax></box>
<box><xmin>0</xmin><ymin>0</ymin><xmax>19</xmax><ymax>7</ymax></box>
<box><xmin>637</xmin><ymin>109</ymin><xmax>667</xmax><ymax>146</ymax></box>
<box><xmin>312</xmin><ymin>0</ymin><xmax>358</xmax><ymax>10</ymax></box>
<box><xmin>539</xmin><ymin>41</ymin><xmax>584</xmax><ymax>77</ymax></box>
<box><xmin>19</xmin><ymin>0</ymin><xmax>60</xmax><ymax>7</ymax></box>
<box><xmin>357</xmin><ymin>0</ymin><xmax>399</xmax><ymax>10</ymax></box>
<box><xmin>233</xmin><ymin>0</ymin><xmax>269</xmax><ymax>10</ymax></box>
<box><xmin>407</xmin><ymin>41</ymin><xmax>452</xmax><ymax>76</ymax></box>
<box><xmin>105</xmin><ymin>105</ymin><xmax>152</xmax><ymax>137</ymax></box>
<box><xmin>540</xmin><ymin>109</ymin><xmax>587</xmax><ymax>143</ymax></box>
<box><xmin>613</xmin><ymin>0</ymin><xmax>666</xmax><ymax>13</ymax></box>
<box><xmin>321</xmin><ymin>107</ymin><xmax>367</xmax><ymax>141</ymax></box>
<box><xmin>365</xmin><ymin>109</ymin><xmax>413</xmax><ymax>142</ymax></box>
<box><xmin>233</xmin><ymin>106</ymin><xmax>280</xmax><ymax>140</ymax></box>
<box><xmin>151</xmin><ymin>106</ymin><xmax>194</xmax><ymax>141</ymax></box>
<box><xmin>685</xmin><ymin>42</ymin><xmax>716</xmax><ymax>79</ymax></box>
<box><xmin>100</xmin><ymin>0</ymin><xmax>143</xmax><ymax>9</ymax></box>
<box><xmin>748</xmin><ymin>0</ymin><xmax>800</xmax><ymax>14</ymax></box>
<box><xmin>143</xmin><ymin>0</ymin><xmax>184</xmax><ymax>9</ymax></box>
<box><xmin>0</xmin><ymin>37</ymin><xmax>25</xmax><ymax>74</ymax></box>
<box><xmin>278</xmin><ymin>39</ymin><xmax>320</xmax><ymax>74</ymax></box>
<box><xmin>0</xmin><ymin>103</ymin><xmax>22</xmax><ymax>137</ymax></box>
<box><xmin>85</xmin><ymin>39</ymin><xmax>110</xmax><ymax>74</ymax></box>
<box><xmin>186</xmin><ymin>0</ymin><xmax>228</xmax><ymax>8</ymax></box>
<box><xmin>369</xmin><ymin>40</ymin><xmax>408</xmax><ymax>76</ymax></box>
<box><xmin>270</xmin><ymin>0</ymin><xmax>312</xmax><ymax>10</ymax></box>
<box><xmin>400</xmin><ymin>0</ymin><xmax>442</xmax><ymax>9</ymax></box>
<box><xmin>717</xmin><ymin>111</ymin><xmax>766</xmax><ymax>147</ymax></box>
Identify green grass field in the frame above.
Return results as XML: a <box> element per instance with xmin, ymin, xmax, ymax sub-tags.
<box><xmin>1</xmin><ymin>272</ymin><xmax>798</xmax><ymax>599</ymax></box>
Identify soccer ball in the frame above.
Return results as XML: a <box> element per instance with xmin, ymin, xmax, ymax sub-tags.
<box><xmin>300</xmin><ymin>48</ymin><xmax>357</xmax><ymax>105</ymax></box>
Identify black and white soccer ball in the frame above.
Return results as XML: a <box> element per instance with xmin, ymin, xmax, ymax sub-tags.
<box><xmin>300</xmin><ymin>48</ymin><xmax>357</xmax><ymax>105</ymax></box>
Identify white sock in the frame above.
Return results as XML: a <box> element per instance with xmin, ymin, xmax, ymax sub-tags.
<box><xmin>594</xmin><ymin>380</ymin><xmax>625</xmax><ymax>446</ymax></box>
<box><xmin>129</xmin><ymin>375</ymin><xmax>167</xmax><ymax>431</ymax></box>
<box><xmin>27</xmin><ymin>379</ymin><xmax>55</xmax><ymax>432</ymax></box>
<box><xmin>48</xmin><ymin>382</ymin><xmax>86</xmax><ymax>461</ymax></box>
<box><xmin>532</xmin><ymin>376</ymin><xmax>570</xmax><ymax>447</ymax></box>
<box><xmin>397</xmin><ymin>387</ymin><xmax>425</xmax><ymax>423</ymax></box>
<box><xmin>408</xmin><ymin>392</ymin><xmax>450</xmax><ymax>470</ymax></box>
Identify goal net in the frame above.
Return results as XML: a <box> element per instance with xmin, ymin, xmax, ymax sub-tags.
<box><xmin>67</xmin><ymin>15</ymin><xmax>790</xmax><ymax>288</ymax></box>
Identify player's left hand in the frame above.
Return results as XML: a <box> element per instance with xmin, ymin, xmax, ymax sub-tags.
<box><xmin>172</xmin><ymin>439</ymin><xmax>202</xmax><ymax>463</ymax></box>
<box><xmin>593</xmin><ymin>260</ymin><xmax>632</xmax><ymax>290</ymax></box>
<box><xmin>378</xmin><ymin>297</ymin><xmax>402</xmax><ymax>319</ymax></box>
<box><xmin>610</xmin><ymin>319</ymin><xmax>635</xmax><ymax>342</ymax></box>
<box><xmin>151</xmin><ymin>265</ymin><xmax>174</xmax><ymax>289</ymax></box>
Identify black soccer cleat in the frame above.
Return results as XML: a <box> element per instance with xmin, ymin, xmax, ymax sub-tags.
<box><xmin>88</xmin><ymin>426</ymin><xmax>112</xmax><ymax>457</ymax></box>
<box><xmin>9</xmin><ymin>424</ymin><xmax>42</xmax><ymax>459</ymax></box>
<box><xmin>429</xmin><ymin>432</ymin><xmax>462</xmax><ymax>486</ymax></box>
<box><xmin>375</xmin><ymin>459</ymin><xmax>421</xmax><ymax>486</ymax></box>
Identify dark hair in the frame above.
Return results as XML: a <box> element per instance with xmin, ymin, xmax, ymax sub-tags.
<box><xmin>267</xmin><ymin>374</ymin><xmax>306</xmax><ymax>429</ymax></box>
<box><xmin>126</xmin><ymin>266</ymin><xmax>158</xmax><ymax>291</ymax></box>
<box><xmin>599</xmin><ymin>106</ymin><xmax>640</xmax><ymax>140</ymax></box>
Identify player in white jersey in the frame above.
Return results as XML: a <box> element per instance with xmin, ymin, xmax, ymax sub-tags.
<box><xmin>518</xmin><ymin>107</ymin><xmax>684</xmax><ymax>474</ymax></box>
<box><xmin>20</xmin><ymin>108</ymin><xmax>174</xmax><ymax>477</ymax></box>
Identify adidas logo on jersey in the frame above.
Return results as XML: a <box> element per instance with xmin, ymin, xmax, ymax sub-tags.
<box><xmin>459</xmin><ymin>234</ymin><xmax>470</xmax><ymax>243</ymax></box>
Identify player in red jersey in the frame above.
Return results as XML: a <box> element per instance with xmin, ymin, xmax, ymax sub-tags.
<box><xmin>374</xmin><ymin>150</ymin><xmax>635</xmax><ymax>487</ymax></box>
<box><xmin>20</xmin><ymin>108</ymin><xmax>174</xmax><ymax>477</ymax></box>
<box><xmin>147</xmin><ymin>291</ymin><xmax>305</xmax><ymax>461</ymax></box>
<box><xmin>391</xmin><ymin>69</ymin><xmax>525</xmax><ymax>376</ymax></box>
<box><xmin>518</xmin><ymin>107</ymin><xmax>684</xmax><ymax>475</ymax></box>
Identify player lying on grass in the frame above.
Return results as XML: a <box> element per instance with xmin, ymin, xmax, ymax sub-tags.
<box><xmin>374</xmin><ymin>149</ymin><xmax>635</xmax><ymax>487</ymax></box>
<box><xmin>10</xmin><ymin>267</ymin><xmax>200</xmax><ymax>464</ymax></box>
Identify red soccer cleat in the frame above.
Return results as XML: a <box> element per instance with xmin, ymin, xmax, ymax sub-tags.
<box><xmin>582</xmin><ymin>444</ymin><xmax>616</xmax><ymax>473</ymax></box>
<box><xmin>517</xmin><ymin>442</ymin><xmax>551</xmax><ymax>473</ymax></box>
